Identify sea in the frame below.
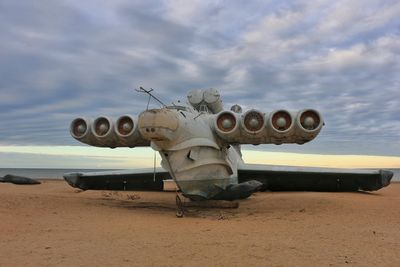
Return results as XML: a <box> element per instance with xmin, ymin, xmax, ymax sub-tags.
<box><xmin>0</xmin><ymin>168</ymin><xmax>118</xmax><ymax>179</ymax></box>
<box><xmin>0</xmin><ymin>168</ymin><xmax>399</xmax><ymax>181</ymax></box>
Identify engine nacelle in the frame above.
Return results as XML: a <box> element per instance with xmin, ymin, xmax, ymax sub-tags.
<box><xmin>114</xmin><ymin>115</ymin><xmax>149</xmax><ymax>147</ymax></box>
<box><xmin>70</xmin><ymin>117</ymin><xmax>99</xmax><ymax>145</ymax></box>
<box><xmin>267</xmin><ymin>110</ymin><xmax>295</xmax><ymax>144</ymax></box>
<box><xmin>203</xmin><ymin>88</ymin><xmax>223</xmax><ymax>114</ymax></box>
<box><xmin>294</xmin><ymin>109</ymin><xmax>323</xmax><ymax>144</ymax></box>
<box><xmin>91</xmin><ymin>116</ymin><xmax>117</xmax><ymax>147</ymax></box>
<box><xmin>240</xmin><ymin>109</ymin><xmax>267</xmax><ymax>143</ymax></box>
<box><xmin>187</xmin><ymin>88</ymin><xmax>223</xmax><ymax>114</ymax></box>
<box><xmin>214</xmin><ymin>111</ymin><xmax>241</xmax><ymax>143</ymax></box>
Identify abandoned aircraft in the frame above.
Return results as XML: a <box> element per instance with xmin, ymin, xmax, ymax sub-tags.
<box><xmin>64</xmin><ymin>88</ymin><xmax>393</xmax><ymax>201</ymax></box>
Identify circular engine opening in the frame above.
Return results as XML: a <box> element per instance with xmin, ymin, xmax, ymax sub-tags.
<box><xmin>244</xmin><ymin>110</ymin><xmax>264</xmax><ymax>132</ymax></box>
<box><xmin>271</xmin><ymin>111</ymin><xmax>292</xmax><ymax>132</ymax></box>
<box><xmin>71</xmin><ymin>118</ymin><xmax>88</xmax><ymax>138</ymax></box>
<box><xmin>216</xmin><ymin>112</ymin><xmax>236</xmax><ymax>132</ymax></box>
<box><xmin>94</xmin><ymin>117</ymin><xmax>111</xmax><ymax>137</ymax></box>
<box><xmin>300</xmin><ymin>110</ymin><xmax>320</xmax><ymax>131</ymax></box>
<box><xmin>117</xmin><ymin>116</ymin><xmax>134</xmax><ymax>136</ymax></box>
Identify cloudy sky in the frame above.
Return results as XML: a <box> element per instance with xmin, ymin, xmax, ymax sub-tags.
<box><xmin>0</xmin><ymin>0</ymin><xmax>399</xmax><ymax>168</ymax></box>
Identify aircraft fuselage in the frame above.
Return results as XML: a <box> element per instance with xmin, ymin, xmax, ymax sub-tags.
<box><xmin>138</xmin><ymin>106</ymin><xmax>240</xmax><ymax>199</ymax></box>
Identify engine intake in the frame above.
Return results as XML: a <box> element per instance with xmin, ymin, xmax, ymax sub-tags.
<box><xmin>217</xmin><ymin>112</ymin><xmax>236</xmax><ymax>132</ymax></box>
<box><xmin>93</xmin><ymin>117</ymin><xmax>112</xmax><ymax>137</ymax></box>
<box><xmin>116</xmin><ymin>115</ymin><xmax>149</xmax><ymax>147</ymax></box>
<box><xmin>295</xmin><ymin>109</ymin><xmax>323</xmax><ymax>144</ymax></box>
<box><xmin>214</xmin><ymin>111</ymin><xmax>240</xmax><ymax>142</ymax></box>
<box><xmin>298</xmin><ymin>109</ymin><xmax>321</xmax><ymax>131</ymax></box>
<box><xmin>243</xmin><ymin>109</ymin><xmax>265</xmax><ymax>133</ymax></box>
<box><xmin>270</xmin><ymin>110</ymin><xmax>293</xmax><ymax>132</ymax></box>
<box><xmin>116</xmin><ymin>115</ymin><xmax>135</xmax><ymax>136</ymax></box>
<box><xmin>91</xmin><ymin>116</ymin><xmax>117</xmax><ymax>147</ymax></box>
<box><xmin>71</xmin><ymin>118</ymin><xmax>90</xmax><ymax>139</ymax></box>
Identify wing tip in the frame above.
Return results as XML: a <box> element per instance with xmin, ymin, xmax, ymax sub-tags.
<box><xmin>63</xmin><ymin>172</ymin><xmax>87</xmax><ymax>190</ymax></box>
<box><xmin>380</xmin><ymin>169</ymin><xmax>393</xmax><ymax>188</ymax></box>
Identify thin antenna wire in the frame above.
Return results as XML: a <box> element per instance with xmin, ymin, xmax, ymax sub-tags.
<box><xmin>146</xmin><ymin>94</ymin><xmax>151</xmax><ymax>110</ymax></box>
<box><xmin>135</xmin><ymin>86</ymin><xmax>167</xmax><ymax>107</ymax></box>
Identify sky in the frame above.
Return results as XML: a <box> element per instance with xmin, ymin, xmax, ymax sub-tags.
<box><xmin>0</xmin><ymin>0</ymin><xmax>399</xmax><ymax>168</ymax></box>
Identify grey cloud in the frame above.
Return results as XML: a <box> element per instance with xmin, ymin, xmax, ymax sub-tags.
<box><xmin>0</xmin><ymin>0</ymin><xmax>399</xmax><ymax>157</ymax></box>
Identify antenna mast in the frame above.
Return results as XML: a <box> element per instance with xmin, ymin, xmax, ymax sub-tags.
<box><xmin>135</xmin><ymin>87</ymin><xmax>167</xmax><ymax>109</ymax></box>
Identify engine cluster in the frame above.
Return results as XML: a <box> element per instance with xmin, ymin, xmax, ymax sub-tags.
<box><xmin>214</xmin><ymin>109</ymin><xmax>323</xmax><ymax>145</ymax></box>
<box><xmin>187</xmin><ymin>88</ymin><xmax>224</xmax><ymax>114</ymax></box>
<box><xmin>70</xmin><ymin>107</ymin><xmax>323</xmax><ymax>147</ymax></box>
<box><xmin>70</xmin><ymin>115</ymin><xmax>149</xmax><ymax>147</ymax></box>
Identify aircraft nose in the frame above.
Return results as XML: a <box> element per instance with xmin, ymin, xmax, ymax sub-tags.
<box><xmin>138</xmin><ymin>108</ymin><xmax>179</xmax><ymax>141</ymax></box>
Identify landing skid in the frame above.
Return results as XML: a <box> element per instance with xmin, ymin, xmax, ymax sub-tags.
<box><xmin>175</xmin><ymin>193</ymin><xmax>240</xmax><ymax>218</ymax></box>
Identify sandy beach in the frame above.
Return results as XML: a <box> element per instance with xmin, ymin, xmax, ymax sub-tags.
<box><xmin>1</xmin><ymin>180</ymin><xmax>400</xmax><ymax>267</ymax></box>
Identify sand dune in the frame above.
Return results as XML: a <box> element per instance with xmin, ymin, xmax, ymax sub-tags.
<box><xmin>1</xmin><ymin>180</ymin><xmax>399</xmax><ymax>266</ymax></box>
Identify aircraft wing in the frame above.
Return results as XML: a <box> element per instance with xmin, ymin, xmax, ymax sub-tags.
<box><xmin>64</xmin><ymin>164</ymin><xmax>393</xmax><ymax>192</ymax></box>
<box><xmin>238</xmin><ymin>164</ymin><xmax>393</xmax><ymax>191</ymax></box>
<box><xmin>63</xmin><ymin>168</ymin><xmax>171</xmax><ymax>191</ymax></box>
